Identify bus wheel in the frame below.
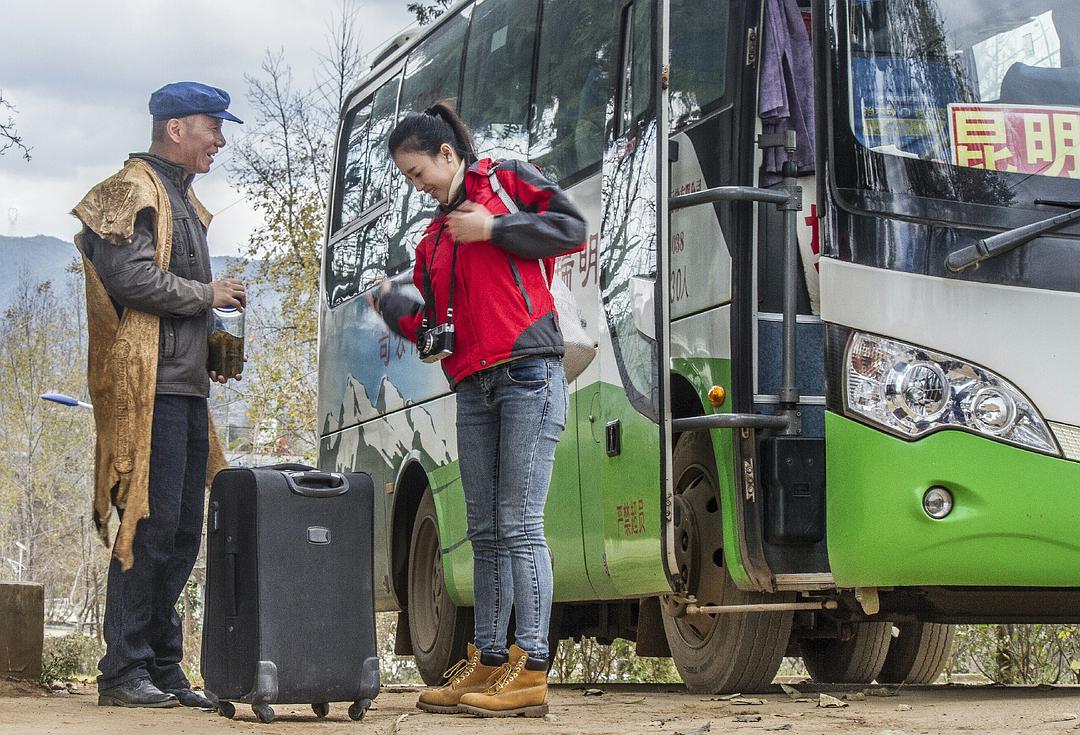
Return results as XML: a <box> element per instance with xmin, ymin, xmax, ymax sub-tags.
<box><xmin>801</xmin><ymin>621</ymin><xmax>892</xmax><ymax>683</ymax></box>
<box><xmin>877</xmin><ymin>622</ymin><xmax>955</xmax><ymax>684</ymax></box>
<box><xmin>408</xmin><ymin>487</ymin><xmax>473</xmax><ymax>686</ymax></box>
<box><xmin>661</xmin><ymin>430</ymin><xmax>794</xmax><ymax>694</ymax></box>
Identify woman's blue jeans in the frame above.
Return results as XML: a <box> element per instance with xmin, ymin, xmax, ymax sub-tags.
<box><xmin>455</xmin><ymin>355</ymin><xmax>568</xmax><ymax>660</ymax></box>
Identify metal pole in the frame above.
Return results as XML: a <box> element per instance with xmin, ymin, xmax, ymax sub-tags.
<box><xmin>672</xmin><ymin>413</ymin><xmax>790</xmax><ymax>432</ymax></box>
<box><xmin>686</xmin><ymin>599</ymin><xmax>838</xmax><ymax>615</ymax></box>
<box><xmin>778</xmin><ymin>136</ymin><xmax>803</xmax><ymax>434</ymax></box>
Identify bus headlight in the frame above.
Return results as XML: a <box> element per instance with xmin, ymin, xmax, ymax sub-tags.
<box><xmin>845</xmin><ymin>333</ymin><xmax>1059</xmax><ymax>456</ymax></box>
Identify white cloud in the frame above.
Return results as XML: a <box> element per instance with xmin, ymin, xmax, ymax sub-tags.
<box><xmin>0</xmin><ymin>0</ymin><xmax>415</xmax><ymax>255</ymax></box>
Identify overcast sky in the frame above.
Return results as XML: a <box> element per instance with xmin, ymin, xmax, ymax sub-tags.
<box><xmin>0</xmin><ymin>0</ymin><xmax>416</xmax><ymax>255</ymax></box>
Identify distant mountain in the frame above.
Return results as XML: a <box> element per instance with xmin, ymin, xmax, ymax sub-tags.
<box><xmin>0</xmin><ymin>234</ymin><xmax>264</xmax><ymax>312</ymax></box>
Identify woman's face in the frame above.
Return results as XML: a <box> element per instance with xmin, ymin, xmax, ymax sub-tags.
<box><xmin>394</xmin><ymin>144</ymin><xmax>459</xmax><ymax>206</ymax></box>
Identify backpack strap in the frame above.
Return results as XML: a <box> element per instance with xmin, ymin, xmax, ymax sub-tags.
<box><xmin>487</xmin><ymin>163</ymin><xmax>518</xmax><ymax>214</ymax></box>
<box><xmin>487</xmin><ymin>162</ymin><xmax>556</xmax><ymax>289</ymax></box>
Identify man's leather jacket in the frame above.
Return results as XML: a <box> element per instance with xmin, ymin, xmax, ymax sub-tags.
<box><xmin>81</xmin><ymin>153</ymin><xmax>215</xmax><ymax>396</ymax></box>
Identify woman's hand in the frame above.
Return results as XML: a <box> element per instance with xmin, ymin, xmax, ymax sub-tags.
<box><xmin>446</xmin><ymin>201</ymin><xmax>495</xmax><ymax>242</ymax></box>
<box><xmin>367</xmin><ymin>278</ymin><xmax>393</xmax><ymax>313</ymax></box>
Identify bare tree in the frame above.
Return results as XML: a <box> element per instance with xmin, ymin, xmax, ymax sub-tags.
<box><xmin>0</xmin><ymin>90</ymin><xmax>31</xmax><ymax>161</ymax></box>
<box><xmin>226</xmin><ymin>10</ymin><xmax>366</xmax><ymax>461</ymax></box>
<box><xmin>0</xmin><ymin>269</ymin><xmax>95</xmax><ymax>629</ymax></box>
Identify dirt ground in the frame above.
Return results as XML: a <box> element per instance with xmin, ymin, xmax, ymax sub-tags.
<box><xmin>3</xmin><ymin>681</ymin><xmax>1080</xmax><ymax>735</ymax></box>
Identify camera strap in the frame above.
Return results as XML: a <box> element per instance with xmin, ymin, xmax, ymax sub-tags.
<box><xmin>420</xmin><ymin>219</ymin><xmax>460</xmax><ymax>328</ymax></box>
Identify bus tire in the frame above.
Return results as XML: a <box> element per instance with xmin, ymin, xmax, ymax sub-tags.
<box><xmin>661</xmin><ymin>430</ymin><xmax>794</xmax><ymax>694</ymax></box>
<box><xmin>877</xmin><ymin>622</ymin><xmax>955</xmax><ymax>684</ymax></box>
<box><xmin>407</xmin><ymin>487</ymin><xmax>473</xmax><ymax>686</ymax></box>
<box><xmin>801</xmin><ymin>621</ymin><xmax>892</xmax><ymax>683</ymax></box>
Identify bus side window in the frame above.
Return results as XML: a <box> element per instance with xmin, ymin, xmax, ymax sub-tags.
<box><xmin>392</xmin><ymin>14</ymin><xmax>471</xmax><ymax>279</ymax></box>
<box><xmin>669</xmin><ymin>0</ymin><xmax>732</xmax><ymax>129</ymax></box>
<box><xmin>364</xmin><ymin>76</ymin><xmax>402</xmax><ymax>212</ymax></box>
<box><xmin>338</xmin><ymin>99</ymin><xmax>373</xmax><ymax>230</ymax></box>
<box><xmin>529</xmin><ymin>0</ymin><xmax>612</xmax><ymax>184</ymax></box>
<box><xmin>459</xmin><ymin>0</ymin><xmax>540</xmax><ymax>159</ymax></box>
<box><xmin>618</xmin><ymin>0</ymin><xmax>655</xmax><ymax>137</ymax></box>
<box><xmin>399</xmin><ymin>9</ymin><xmax>470</xmax><ymax>113</ymax></box>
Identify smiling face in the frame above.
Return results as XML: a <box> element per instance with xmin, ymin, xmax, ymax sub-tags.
<box><xmin>393</xmin><ymin>143</ymin><xmax>460</xmax><ymax>205</ymax></box>
<box><xmin>172</xmin><ymin>114</ymin><xmax>226</xmax><ymax>175</ymax></box>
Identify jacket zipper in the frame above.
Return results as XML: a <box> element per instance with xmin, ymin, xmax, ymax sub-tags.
<box><xmin>508</xmin><ymin>258</ymin><xmax>534</xmax><ymax>315</ymax></box>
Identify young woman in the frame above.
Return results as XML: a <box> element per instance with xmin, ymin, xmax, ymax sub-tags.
<box><xmin>372</xmin><ymin>103</ymin><xmax>587</xmax><ymax>718</ymax></box>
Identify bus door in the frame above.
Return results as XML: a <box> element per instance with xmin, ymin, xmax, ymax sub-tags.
<box><xmin>577</xmin><ymin>0</ymin><xmax>670</xmax><ymax>599</ymax></box>
<box><xmin>662</xmin><ymin>0</ymin><xmax>776</xmax><ymax>601</ymax></box>
<box><xmin>661</xmin><ymin>0</ymin><xmax>828</xmax><ymax>600</ymax></box>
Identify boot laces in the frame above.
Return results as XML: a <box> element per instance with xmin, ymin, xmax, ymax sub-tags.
<box><xmin>482</xmin><ymin>658</ymin><xmax>525</xmax><ymax>695</ymax></box>
<box><xmin>442</xmin><ymin>652</ymin><xmax>478</xmax><ymax>687</ymax></box>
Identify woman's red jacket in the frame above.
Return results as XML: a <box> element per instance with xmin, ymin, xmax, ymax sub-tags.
<box><xmin>378</xmin><ymin>157</ymin><xmax>587</xmax><ymax>387</ymax></box>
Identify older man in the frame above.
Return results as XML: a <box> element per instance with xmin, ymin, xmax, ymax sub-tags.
<box><xmin>72</xmin><ymin>82</ymin><xmax>246</xmax><ymax>709</ymax></box>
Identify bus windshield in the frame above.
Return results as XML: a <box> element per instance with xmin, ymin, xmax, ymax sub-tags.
<box><xmin>834</xmin><ymin>0</ymin><xmax>1080</xmax><ymax>216</ymax></box>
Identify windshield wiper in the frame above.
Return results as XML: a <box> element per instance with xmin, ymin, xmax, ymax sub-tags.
<box><xmin>946</xmin><ymin>201</ymin><xmax>1080</xmax><ymax>272</ymax></box>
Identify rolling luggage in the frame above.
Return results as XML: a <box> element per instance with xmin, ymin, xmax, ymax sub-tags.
<box><xmin>201</xmin><ymin>463</ymin><xmax>379</xmax><ymax>723</ymax></box>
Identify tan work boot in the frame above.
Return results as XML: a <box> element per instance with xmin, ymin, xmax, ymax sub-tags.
<box><xmin>416</xmin><ymin>643</ymin><xmax>504</xmax><ymax>714</ymax></box>
<box><xmin>457</xmin><ymin>644</ymin><xmax>549</xmax><ymax>718</ymax></box>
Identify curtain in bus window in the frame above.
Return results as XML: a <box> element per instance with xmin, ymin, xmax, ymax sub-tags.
<box><xmin>460</xmin><ymin>0</ymin><xmax>540</xmax><ymax>159</ymax></box>
<box><xmin>339</xmin><ymin>100</ymin><xmax>374</xmax><ymax>228</ymax></box>
<box><xmin>760</xmin><ymin>0</ymin><xmax>816</xmax><ymax>182</ymax></box>
<box><xmin>400</xmin><ymin>8</ymin><xmax>470</xmax><ymax>113</ymax></box>
<box><xmin>528</xmin><ymin>0</ymin><xmax>611</xmax><ymax>183</ymax></box>
<box><xmin>669</xmin><ymin>0</ymin><xmax>731</xmax><ymax>129</ymax></box>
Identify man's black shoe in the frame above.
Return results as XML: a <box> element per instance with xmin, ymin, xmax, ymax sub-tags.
<box><xmin>97</xmin><ymin>679</ymin><xmax>180</xmax><ymax>708</ymax></box>
<box><xmin>163</xmin><ymin>687</ymin><xmax>214</xmax><ymax>709</ymax></box>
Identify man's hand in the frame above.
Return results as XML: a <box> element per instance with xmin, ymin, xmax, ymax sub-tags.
<box><xmin>211</xmin><ymin>278</ymin><xmax>246</xmax><ymax>309</ymax></box>
<box><xmin>208</xmin><ymin>370</ymin><xmax>242</xmax><ymax>384</ymax></box>
<box><xmin>446</xmin><ymin>201</ymin><xmax>494</xmax><ymax>242</ymax></box>
<box><xmin>209</xmin><ymin>356</ymin><xmax>246</xmax><ymax>384</ymax></box>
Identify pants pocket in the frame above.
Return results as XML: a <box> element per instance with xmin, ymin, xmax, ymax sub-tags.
<box><xmin>506</xmin><ymin>358</ymin><xmax>549</xmax><ymax>386</ymax></box>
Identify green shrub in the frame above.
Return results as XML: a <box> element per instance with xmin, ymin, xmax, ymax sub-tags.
<box><xmin>40</xmin><ymin>634</ymin><xmax>102</xmax><ymax>684</ymax></box>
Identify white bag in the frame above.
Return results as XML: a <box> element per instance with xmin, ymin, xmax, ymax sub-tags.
<box><xmin>549</xmin><ymin>274</ymin><xmax>597</xmax><ymax>383</ymax></box>
<box><xmin>488</xmin><ymin>166</ymin><xmax>597</xmax><ymax>383</ymax></box>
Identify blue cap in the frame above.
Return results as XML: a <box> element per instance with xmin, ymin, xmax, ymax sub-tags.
<box><xmin>149</xmin><ymin>81</ymin><xmax>243</xmax><ymax>124</ymax></box>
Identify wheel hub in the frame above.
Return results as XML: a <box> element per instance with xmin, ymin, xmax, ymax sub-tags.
<box><xmin>672</xmin><ymin>494</ymin><xmax>701</xmax><ymax>592</ymax></box>
<box><xmin>666</xmin><ymin>458</ymin><xmax>728</xmax><ymax>645</ymax></box>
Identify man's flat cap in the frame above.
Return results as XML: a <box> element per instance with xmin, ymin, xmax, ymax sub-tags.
<box><xmin>149</xmin><ymin>81</ymin><xmax>243</xmax><ymax>124</ymax></box>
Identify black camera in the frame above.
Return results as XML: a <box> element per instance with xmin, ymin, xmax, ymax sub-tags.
<box><xmin>417</xmin><ymin>323</ymin><xmax>454</xmax><ymax>363</ymax></box>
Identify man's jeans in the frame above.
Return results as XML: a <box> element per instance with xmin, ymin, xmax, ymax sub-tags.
<box><xmin>455</xmin><ymin>355</ymin><xmax>568</xmax><ymax>660</ymax></box>
<box><xmin>98</xmin><ymin>395</ymin><xmax>209</xmax><ymax>690</ymax></box>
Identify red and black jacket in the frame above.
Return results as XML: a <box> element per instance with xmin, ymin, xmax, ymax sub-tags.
<box><xmin>378</xmin><ymin>157</ymin><xmax>587</xmax><ymax>387</ymax></box>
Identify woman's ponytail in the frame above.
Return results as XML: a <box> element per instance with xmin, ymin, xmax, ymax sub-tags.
<box><xmin>388</xmin><ymin>100</ymin><xmax>476</xmax><ymax>164</ymax></box>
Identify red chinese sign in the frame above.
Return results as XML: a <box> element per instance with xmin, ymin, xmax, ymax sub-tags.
<box><xmin>949</xmin><ymin>103</ymin><xmax>1080</xmax><ymax>179</ymax></box>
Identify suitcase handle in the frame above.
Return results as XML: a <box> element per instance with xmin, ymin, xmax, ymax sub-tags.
<box><xmin>283</xmin><ymin>470</ymin><xmax>350</xmax><ymax>498</ymax></box>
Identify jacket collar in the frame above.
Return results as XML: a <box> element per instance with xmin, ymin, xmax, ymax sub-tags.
<box><xmin>467</xmin><ymin>157</ymin><xmax>496</xmax><ymax>177</ymax></box>
<box><xmin>130</xmin><ymin>152</ymin><xmax>194</xmax><ymax>194</ymax></box>
<box><xmin>425</xmin><ymin>157</ymin><xmax>498</xmax><ymax>231</ymax></box>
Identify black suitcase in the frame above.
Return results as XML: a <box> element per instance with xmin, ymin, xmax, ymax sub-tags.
<box><xmin>201</xmin><ymin>464</ymin><xmax>379</xmax><ymax>723</ymax></box>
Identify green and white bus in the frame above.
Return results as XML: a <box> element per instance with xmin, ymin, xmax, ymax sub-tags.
<box><xmin>318</xmin><ymin>0</ymin><xmax>1080</xmax><ymax>691</ymax></box>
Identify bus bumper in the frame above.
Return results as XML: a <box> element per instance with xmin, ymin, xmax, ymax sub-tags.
<box><xmin>825</xmin><ymin>412</ymin><xmax>1080</xmax><ymax>588</ymax></box>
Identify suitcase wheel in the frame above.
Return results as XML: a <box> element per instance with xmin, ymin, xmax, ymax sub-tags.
<box><xmin>312</xmin><ymin>702</ymin><xmax>330</xmax><ymax>718</ymax></box>
<box><xmin>217</xmin><ymin>701</ymin><xmax>235</xmax><ymax>719</ymax></box>
<box><xmin>253</xmin><ymin>703</ymin><xmax>275</xmax><ymax>724</ymax></box>
<box><xmin>349</xmin><ymin>699</ymin><xmax>371</xmax><ymax>721</ymax></box>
